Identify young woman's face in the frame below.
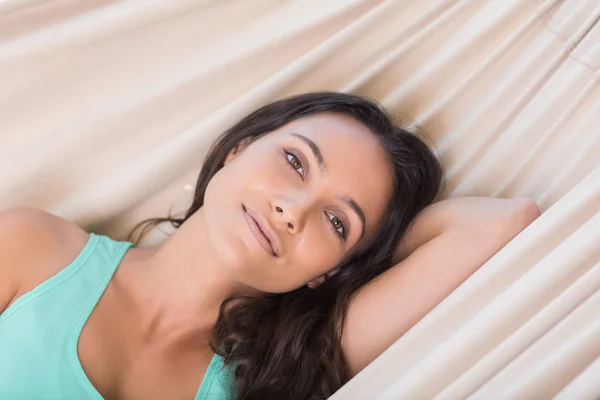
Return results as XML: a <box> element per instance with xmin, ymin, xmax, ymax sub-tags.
<box><xmin>202</xmin><ymin>113</ymin><xmax>394</xmax><ymax>293</ymax></box>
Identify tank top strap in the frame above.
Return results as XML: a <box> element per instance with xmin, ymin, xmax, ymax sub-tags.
<box><xmin>67</xmin><ymin>233</ymin><xmax>133</xmax><ymax>399</ymax></box>
<box><xmin>76</xmin><ymin>233</ymin><xmax>133</xmax><ymax>294</ymax></box>
<box><xmin>0</xmin><ymin>233</ymin><xmax>132</xmax><ymax>324</ymax></box>
<box><xmin>0</xmin><ymin>232</ymin><xmax>133</xmax><ymax>400</ymax></box>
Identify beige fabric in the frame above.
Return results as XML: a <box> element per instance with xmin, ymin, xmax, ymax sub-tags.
<box><xmin>0</xmin><ymin>0</ymin><xmax>598</xmax><ymax>398</ymax></box>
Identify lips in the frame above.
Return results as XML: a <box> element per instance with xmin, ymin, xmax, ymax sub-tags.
<box><xmin>243</xmin><ymin>205</ymin><xmax>280</xmax><ymax>257</ymax></box>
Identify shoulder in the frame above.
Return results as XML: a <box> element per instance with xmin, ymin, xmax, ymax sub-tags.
<box><xmin>0</xmin><ymin>207</ymin><xmax>89</xmax><ymax>312</ymax></box>
<box><xmin>0</xmin><ymin>207</ymin><xmax>89</xmax><ymax>255</ymax></box>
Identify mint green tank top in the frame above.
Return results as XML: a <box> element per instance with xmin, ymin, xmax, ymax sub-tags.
<box><xmin>0</xmin><ymin>233</ymin><xmax>235</xmax><ymax>400</ymax></box>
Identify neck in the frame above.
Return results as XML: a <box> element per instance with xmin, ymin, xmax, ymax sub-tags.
<box><xmin>116</xmin><ymin>208</ymin><xmax>254</xmax><ymax>348</ymax></box>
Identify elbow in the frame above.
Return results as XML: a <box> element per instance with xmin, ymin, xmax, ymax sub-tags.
<box><xmin>487</xmin><ymin>198</ymin><xmax>541</xmax><ymax>251</ymax></box>
<box><xmin>515</xmin><ymin>198</ymin><xmax>541</xmax><ymax>229</ymax></box>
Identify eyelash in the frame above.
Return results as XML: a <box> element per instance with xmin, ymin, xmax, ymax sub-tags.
<box><xmin>283</xmin><ymin>148</ymin><xmax>305</xmax><ymax>179</ymax></box>
<box><xmin>282</xmin><ymin>148</ymin><xmax>347</xmax><ymax>242</ymax></box>
<box><xmin>326</xmin><ymin>211</ymin><xmax>347</xmax><ymax>241</ymax></box>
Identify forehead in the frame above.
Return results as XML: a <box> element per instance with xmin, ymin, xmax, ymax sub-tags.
<box><xmin>271</xmin><ymin>113</ymin><xmax>394</xmax><ymax>236</ymax></box>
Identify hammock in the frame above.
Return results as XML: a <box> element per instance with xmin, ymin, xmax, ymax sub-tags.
<box><xmin>0</xmin><ymin>1</ymin><xmax>598</xmax><ymax>398</ymax></box>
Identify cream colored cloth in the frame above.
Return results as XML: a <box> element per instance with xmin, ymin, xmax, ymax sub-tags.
<box><xmin>0</xmin><ymin>1</ymin><xmax>598</xmax><ymax>399</ymax></box>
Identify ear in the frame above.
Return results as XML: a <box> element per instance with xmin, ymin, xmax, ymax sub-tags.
<box><xmin>307</xmin><ymin>268</ymin><xmax>340</xmax><ymax>289</ymax></box>
<box><xmin>307</xmin><ymin>275</ymin><xmax>326</xmax><ymax>290</ymax></box>
<box><xmin>224</xmin><ymin>137</ymin><xmax>253</xmax><ymax>166</ymax></box>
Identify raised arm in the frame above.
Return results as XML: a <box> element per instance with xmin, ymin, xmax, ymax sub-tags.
<box><xmin>341</xmin><ymin>197</ymin><xmax>541</xmax><ymax>377</ymax></box>
<box><xmin>393</xmin><ymin>197</ymin><xmax>541</xmax><ymax>262</ymax></box>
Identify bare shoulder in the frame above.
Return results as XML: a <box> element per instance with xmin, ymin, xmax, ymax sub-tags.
<box><xmin>0</xmin><ymin>207</ymin><xmax>89</xmax><ymax>313</ymax></box>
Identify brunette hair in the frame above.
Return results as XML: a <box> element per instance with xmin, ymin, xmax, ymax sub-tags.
<box><xmin>130</xmin><ymin>92</ymin><xmax>443</xmax><ymax>399</ymax></box>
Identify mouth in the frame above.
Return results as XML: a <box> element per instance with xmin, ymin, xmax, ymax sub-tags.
<box><xmin>242</xmin><ymin>205</ymin><xmax>280</xmax><ymax>257</ymax></box>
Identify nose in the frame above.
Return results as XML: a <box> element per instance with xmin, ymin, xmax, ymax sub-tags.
<box><xmin>272</xmin><ymin>196</ymin><xmax>311</xmax><ymax>234</ymax></box>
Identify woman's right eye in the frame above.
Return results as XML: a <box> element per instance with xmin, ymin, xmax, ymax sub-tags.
<box><xmin>284</xmin><ymin>150</ymin><xmax>304</xmax><ymax>178</ymax></box>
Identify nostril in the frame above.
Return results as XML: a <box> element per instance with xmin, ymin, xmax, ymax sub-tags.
<box><xmin>276</xmin><ymin>206</ymin><xmax>283</xmax><ymax>213</ymax></box>
<box><xmin>287</xmin><ymin>222</ymin><xmax>294</xmax><ymax>229</ymax></box>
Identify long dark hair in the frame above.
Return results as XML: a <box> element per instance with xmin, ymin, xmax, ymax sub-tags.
<box><xmin>130</xmin><ymin>92</ymin><xmax>443</xmax><ymax>399</ymax></box>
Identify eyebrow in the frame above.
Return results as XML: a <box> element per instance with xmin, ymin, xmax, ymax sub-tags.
<box><xmin>341</xmin><ymin>195</ymin><xmax>366</xmax><ymax>239</ymax></box>
<box><xmin>291</xmin><ymin>132</ymin><xmax>326</xmax><ymax>172</ymax></box>
<box><xmin>290</xmin><ymin>132</ymin><xmax>366</xmax><ymax>239</ymax></box>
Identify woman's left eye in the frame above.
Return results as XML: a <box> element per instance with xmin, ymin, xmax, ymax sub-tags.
<box><xmin>327</xmin><ymin>212</ymin><xmax>346</xmax><ymax>241</ymax></box>
<box><xmin>285</xmin><ymin>151</ymin><xmax>304</xmax><ymax>177</ymax></box>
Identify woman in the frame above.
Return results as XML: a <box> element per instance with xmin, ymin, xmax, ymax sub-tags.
<box><xmin>0</xmin><ymin>92</ymin><xmax>540</xmax><ymax>400</ymax></box>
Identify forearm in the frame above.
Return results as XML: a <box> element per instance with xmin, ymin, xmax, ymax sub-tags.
<box><xmin>394</xmin><ymin>196</ymin><xmax>541</xmax><ymax>263</ymax></box>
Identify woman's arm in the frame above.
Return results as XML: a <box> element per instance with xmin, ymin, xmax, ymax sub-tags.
<box><xmin>341</xmin><ymin>197</ymin><xmax>541</xmax><ymax>377</ymax></box>
<box><xmin>394</xmin><ymin>197</ymin><xmax>542</xmax><ymax>262</ymax></box>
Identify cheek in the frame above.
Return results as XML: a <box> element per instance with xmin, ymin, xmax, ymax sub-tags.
<box><xmin>205</xmin><ymin>157</ymin><xmax>272</xmax><ymax>206</ymax></box>
<box><xmin>286</xmin><ymin>225</ymin><xmax>343</xmax><ymax>278</ymax></box>
<box><xmin>257</xmin><ymin>225</ymin><xmax>344</xmax><ymax>293</ymax></box>
<box><xmin>225</xmin><ymin>151</ymin><xmax>287</xmax><ymax>192</ymax></box>
<box><xmin>297</xmin><ymin>226</ymin><xmax>341</xmax><ymax>268</ymax></box>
